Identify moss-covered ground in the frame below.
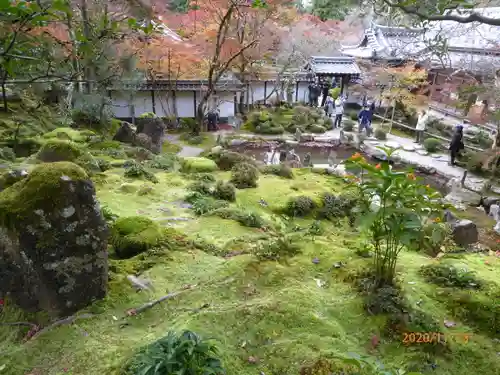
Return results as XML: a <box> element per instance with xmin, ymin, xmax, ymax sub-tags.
<box><xmin>2</xmin><ymin>126</ymin><xmax>500</xmax><ymax>375</ymax></box>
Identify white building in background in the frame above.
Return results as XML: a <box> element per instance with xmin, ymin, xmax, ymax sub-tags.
<box><xmin>107</xmin><ymin>56</ymin><xmax>362</xmax><ymax>122</ymax></box>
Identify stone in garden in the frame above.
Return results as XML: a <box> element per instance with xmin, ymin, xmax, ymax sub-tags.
<box><xmin>385</xmin><ymin>141</ymin><xmax>401</xmax><ymax>149</ymax></box>
<box><xmin>136</xmin><ymin>115</ymin><xmax>166</xmax><ymax>154</ymax></box>
<box><xmin>416</xmin><ymin>149</ymin><xmax>429</xmax><ymax>156</ymax></box>
<box><xmin>285</xmin><ymin>140</ymin><xmax>299</xmax><ymax>147</ymax></box>
<box><xmin>0</xmin><ymin>162</ymin><xmax>108</xmax><ymax>316</ymax></box>
<box><xmin>211</xmin><ymin>145</ymin><xmax>223</xmax><ymax>154</ymax></box>
<box><xmin>303</xmin><ymin>152</ymin><xmax>311</xmax><ymax>167</ymax></box>
<box><xmin>229</xmin><ymin>139</ymin><xmax>246</xmax><ymax>147</ymax></box>
<box><xmin>113</xmin><ymin>121</ymin><xmax>136</xmax><ymax>143</ymax></box>
<box><xmin>402</xmin><ymin>144</ymin><xmax>416</xmax><ymax>152</ymax></box>
<box><xmin>134</xmin><ymin>133</ymin><xmax>153</xmax><ymax>151</ymax></box>
<box><xmin>444</xmin><ymin>187</ymin><xmax>481</xmax><ymax>210</ymax></box>
<box><xmin>451</xmin><ymin>219</ymin><xmax>478</xmax><ymax>246</ymax></box>
<box><xmin>301</xmin><ymin>133</ymin><xmax>315</xmax><ymax>142</ymax></box>
<box><xmin>294</xmin><ymin>128</ymin><xmax>302</xmax><ymax>142</ymax></box>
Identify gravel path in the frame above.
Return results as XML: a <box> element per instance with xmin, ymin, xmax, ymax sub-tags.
<box><xmin>165</xmin><ymin>134</ymin><xmax>204</xmax><ymax>157</ymax></box>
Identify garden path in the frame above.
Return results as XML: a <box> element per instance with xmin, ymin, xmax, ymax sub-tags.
<box><xmin>166</xmin><ymin>134</ymin><xmax>204</xmax><ymax>157</ymax></box>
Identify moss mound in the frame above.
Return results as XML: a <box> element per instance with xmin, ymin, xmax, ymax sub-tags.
<box><xmin>43</xmin><ymin>127</ymin><xmax>94</xmax><ymax>143</ymax></box>
<box><xmin>180</xmin><ymin>157</ymin><xmax>218</xmax><ymax>173</ymax></box>
<box><xmin>0</xmin><ymin>162</ymin><xmax>88</xmax><ymax>227</ymax></box>
<box><xmin>110</xmin><ymin>216</ymin><xmax>164</xmax><ymax>258</ymax></box>
<box><xmin>37</xmin><ymin>139</ymin><xmax>83</xmax><ymax>162</ymax></box>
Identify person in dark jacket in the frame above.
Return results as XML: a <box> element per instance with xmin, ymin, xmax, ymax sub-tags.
<box><xmin>358</xmin><ymin>105</ymin><xmax>373</xmax><ymax>135</ymax></box>
<box><xmin>207</xmin><ymin>109</ymin><xmax>219</xmax><ymax>131</ymax></box>
<box><xmin>449</xmin><ymin>124</ymin><xmax>465</xmax><ymax>166</ymax></box>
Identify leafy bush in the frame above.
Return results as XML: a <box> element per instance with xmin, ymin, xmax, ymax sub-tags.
<box><xmin>147</xmin><ymin>154</ymin><xmax>177</xmax><ymax>171</ymax></box>
<box><xmin>180</xmin><ymin>133</ymin><xmax>206</xmax><ymax>145</ymax></box>
<box><xmin>110</xmin><ymin>216</ymin><xmax>164</xmax><ymax>258</ymax></box>
<box><xmin>348</xmin><ymin>111</ymin><xmax>359</xmax><ymax>121</ymax></box>
<box><xmin>125</xmin><ymin>146</ymin><xmax>154</xmax><ymax>161</ymax></box>
<box><xmin>180</xmin><ymin>157</ymin><xmax>218</xmax><ymax>173</ymax></box>
<box><xmin>309</xmin><ymin>124</ymin><xmax>326</xmax><ymax>134</ymax></box>
<box><xmin>317</xmin><ymin>192</ymin><xmax>359</xmax><ymax>221</ymax></box>
<box><xmin>213</xmin><ymin>180</ymin><xmax>236</xmax><ymax>201</ymax></box>
<box><xmin>124</xmin><ymin>160</ymin><xmax>158</xmax><ymax>183</ymax></box>
<box><xmin>415</xmin><ymin>221</ymin><xmax>452</xmax><ymax>256</ymax></box>
<box><xmin>187</xmin><ymin>181</ymin><xmax>213</xmax><ymax>195</ymax></box>
<box><xmin>189</xmin><ymin>173</ymin><xmax>216</xmax><ymax>182</ymax></box>
<box><xmin>255</xmin><ymin>123</ymin><xmax>284</xmax><ymax>135</ymax></box>
<box><xmin>285</xmin><ymin>196</ymin><xmax>316</xmax><ymax>217</ymax></box>
<box><xmin>342</xmin><ymin>121</ymin><xmax>354</xmax><ymax>132</ymax></box>
<box><xmin>346</xmin><ymin>149</ymin><xmax>442</xmax><ymax>287</ymax></box>
<box><xmin>374</xmin><ymin>128</ymin><xmax>387</xmax><ymax>140</ymax></box>
<box><xmin>423</xmin><ymin>138</ymin><xmax>441</xmax><ymax>153</ymax></box>
<box><xmin>89</xmin><ymin>140</ymin><xmax>122</xmax><ymax>150</ymax></box>
<box><xmin>191</xmin><ymin>196</ymin><xmax>229</xmax><ymax>215</ymax></box>
<box><xmin>207</xmin><ymin>151</ymin><xmax>256</xmax><ymax>171</ymax></box>
<box><xmin>420</xmin><ymin>264</ymin><xmax>482</xmax><ymax>289</ymax></box>
<box><xmin>209</xmin><ymin>207</ymin><xmax>265</xmax><ymax>228</ymax></box>
<box><xmin>253</xmin><ymin>221</ymin><xmax>301</xmax><ymax>261</ymax></box>
<box><xmin>230</xmin><ymin>162</ymin><xmax>259</xmax><ymax>188</ymax></box>
<box><xmin>261</xmin><ymin>164</ymin><xmax>294</xmax><ymax>179</ymax></box>
<box><xmin>101</xmin><ymin>205</ymin><xmax>118</xmax><ymax>223</ymax></box>
<box><xmin>95</xmin><ymin>158</ymin><xmax>111</xmax><ymax>172</ymax></box>
<box><xmin>123</xmin><ymin>330</ymin><xmax>225</xmax><ymax>375</ymax></box>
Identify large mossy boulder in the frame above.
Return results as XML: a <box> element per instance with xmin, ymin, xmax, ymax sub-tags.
<box><xmin>0</xmin><ymin>162</ymin><xmax>108</xmax><ymax>316</ymax></box>
<box><xmin>136</xmin><ymin>113</ymin><xmax>165</xmax><ymax>154</ymax></box>
<box><xmin>110</xmin><ymin>216</ymin><xmax>163</xmax><ymax>258</ymax></box>
<box><xmin>37</xmin><ymin>139</ymin><xmax>83</xmax><ymax>162</ymax></box>
<box><xmin>113</xmin><ymin>121</ymin><xmax>137</xmax><ymax>144</ymax></box>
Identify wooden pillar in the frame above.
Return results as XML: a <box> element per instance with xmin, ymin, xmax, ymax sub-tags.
<box><xmin>263</xmin><ymin>81</ymin><xmax>267</xmax><ymax>104</ymax></box>
<box><xmin>172</xmin><ymin>90</ymin><xmax>177</xmax><ymax>117</ymax></box>
<box><xmin>340</xmin><ymin>75</ymin><xmax>345</xmax><ymax>95</ymax></box>
<box><xmin>193</xmin><ymin>90</ymin><xmax>197</xmax><ymax>119</ymax></box>
<box><xmin>151</xmin><ymin>90</ymin><xmax>156</xmax><ymax>114</ymax></box>
<box><xmin>295</xmin><ymin>81</ymin><xmax>299</xmax><ymax>102</ymax></box>
<box><xmin>234</xmin><ymin>92</ymin><xmax>237</xmax><ymax>115</ymax></box>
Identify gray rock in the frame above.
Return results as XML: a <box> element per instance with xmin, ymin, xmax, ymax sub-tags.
<box><xmin>451</xmin><ymin>219</ymin><xmax>478</xmax><ymax>246</ymax></box>
<box><xmin>0</xmin><ymin>163</ymin><xmax>108</xmax><ymax>317</ymax></box>
<box><xmin>229</xmin><ymin>139</ymin><xmax>247</xmax><ymax>147</ymax></box>
<box><xmin>444</xmin><ymin>187</ymin><xmax>481</xmax><ymax>210</ymax></box>
<box><xmin>385</xmin><ymin>141</ymin><xmax>401</xmax><ymax>149</ymax></box>
<box><xmin>402</xmin><ymin>144</ymin><xmax>416</xmax><ymax>152</ymax></box>
<box><xmin>136</xmin><ymin>115</ymin><xmax>166</xmax><ymax>154</ymax></box>
<box><xmin>211</xmin><ymin>145</ymin><xmax>223</xmax><ymax>153</ymax></box>
<box><xmin>416</xmin><ymin>149</ymin><xmax>429</xmax><ymax>156</ymax></box>
<box><xmin>301</xmin><ymin>133</ymin><xmax>315</xmax><ymax>142</ymax></box>
<box><xmin>483</xmin><ymin>196</ymin><xmax>500</xmax><ymax>209</ymax></box>
<box><xmin>113</xmin><ymin>121</ymin><xmax>136</xmax><ymax>144</ymax></box>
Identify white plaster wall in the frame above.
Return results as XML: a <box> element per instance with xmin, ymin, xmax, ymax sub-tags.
<box><xmin>109</xmin><ymin>91</ymin><xmax>130</xmax><ymax>118</ymax></box>
<box><xmin>249</xmin><ymin>82</ymin><xmax>266</xmax><ymax>103</ymax></box>
<box><xmin>216</xmin><ymin>92</ymin><xmax>235</xmax><ymax>117</ymax></box>
<box><xmin>134</xmin><ymin>91</ymin><xmax>154</xmax><ymax>116</ymax></box>
<box><xmin>176</xmin><ymin>91</ymin><xmax>196</xmax><ymax>118</ymax></box>
<box><xmin>297</xmin><ymin>82</ymin><xmax>309</xmax><ymax>103</ymax></box>
<box><xmin>154</xmin><ymin>91</ymin><xmax>175</xmax><ymax>117</ymax></box>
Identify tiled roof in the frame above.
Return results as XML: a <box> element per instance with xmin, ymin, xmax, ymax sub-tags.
<box><xmin>306</xmin><ymin>56</ymin><xmax>361</xmax><ymax>75</ymax></box>
<box><xmin>341</xmin><ymin>8</ymin><xmax>500</xmax><ymax>73</ymax></box>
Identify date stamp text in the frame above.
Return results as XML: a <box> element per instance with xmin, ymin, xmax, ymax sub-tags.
<box><xmin>402</xmin><ymin>332</ymin><xmax>471</xmax><ymax>344</ymax></box>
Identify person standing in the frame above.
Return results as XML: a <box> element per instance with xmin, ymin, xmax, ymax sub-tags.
<box><xmin>449</xmin><ymin>124</ymin><xmax>465</xmax><ymax>166</ymax></box>
<box><xmin>333</xmin><ymin>97</ymin><xmax>344</xmax><ymax>129</ymax></box>
<box><xmin>415</xmin><ymin>109</ymin><xmax>429</xmax><ymax>143</ymax></box>
<box><xmin>324</xmin><ymin>95</ymin><xmax>334</xmax><ymax>118</ymax></box>
<box><xmin>358</xmin><ymin>105</ymin><xmax>373</xmax><ymax>135</ymax></box>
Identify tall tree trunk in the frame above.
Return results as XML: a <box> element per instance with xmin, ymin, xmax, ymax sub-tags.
<box><xmin>1</xmin><ymin>69</ymin><xmax>8</xmax><ymax>113</ymax></box>
<box><xmin>80</xmin><ymin>0</ymin><xmax>95</xmax><ymax>94</ymax></box>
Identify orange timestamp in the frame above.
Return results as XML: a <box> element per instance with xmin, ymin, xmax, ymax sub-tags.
<box><xmin>402</xmin><ymin>332</ymin><xmax>472</xmax><ymax>344</ymax></box>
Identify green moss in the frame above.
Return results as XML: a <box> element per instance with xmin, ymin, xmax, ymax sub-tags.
<box><xmin>110</xmin><ymin>216</ymin><xmax>164</xmax><ymax>258</ymax></box>
<box><xmin>138</xmin><ymin>112</ymin><xmax>157</xmax><ymax>118</ymax></box>
<box><xmin>180</xmin><ymin>157</ymin><xmax>218</xmax><ymax>173</ymax></box>
<box><xmin>0</xmin><ymin>162</ymin><xmax>88</xmax><ymax>228</ymax></box>
<box><xmin>43</xmin><ymin>127</ymin><xmax>94</xmax><ymax>142</ymax></box>
<box><xmin>89</xmin><ymin>140</ymin><xmax>123</xmax><ymax>150</ymax></box>
<box><xmin>37</xmin><ymin>139</ymin><xmax>83</xmax><ymax>162</ymax></box>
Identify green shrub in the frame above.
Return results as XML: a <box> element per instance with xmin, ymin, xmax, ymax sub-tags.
<box><xmin>309</xmin><ymin>124</ymin><xmax>326</xmax><ymax>134</ymax></box>
<box><xmin>137</xmin><ymin>184</ymin><xmax>155</xmax><ymax>196</ymax></box>
<box><xmin>180</xmin><ymin>157</ymin><xmax>218</xmax><ymax>173</ymax></box>
<box><xmin>285</xmin><ymin>196</ymin><xmax>316</xmax><ymax>217</ymax></box>
<box><xmin>209</xmin><ymin>207</ymin><xmax>265</xmax><ymax>228</ymax></box>
<box><xmin>213</xmin><ymin>180</ymin><xmax>236</xmax><ymax>201</ymax></box>
<box><xmin>138</xmin><ymin>112</ymin><xmax>156</xmax><ymax>118</ymax></box>
<box><xmin>0</xmin><ymin>147</ymin><xmax>15</xmax><ymax>161</ymax></box>
<box><xmin>189</xmin><ymin>173</ymin><xmax>216</xmax><ymax>183</ymax></box>
<box><xmin>261</xmin><ymin>164</ymin><xmax>294</xmax><ymax>179</ymax></box>
<box><xmin>255</xmin><ymin>124</ymin><xmax>284</xmax><ymax>135</ymax></box>
<box><xmin>420</xmin><ymin>264</ymin><xmax>482</xmax><ymax>289</ymax></box>
<box><xmin>123</xmin><ymin>330</ymin><xmax>225</xmax><ymax>375</ymax></box>
<box><xmin>191</xmin><ymin>196</ymin><xmax>229</xmax><ymax>215</ymax></box>
<box><xmin>125</xmin><ymin>146</ymin><xmax>154</xmax><ymax>161</ymax></box>
<box><xmin>317</xmin><ymin>192</ymin><xmax>358</xmax><ymax>221</ymax></box>
<box><xmin>208</xmin><ymin>151</ymin><xmax>256</xmax><ymax>171</ymax></box>
<box><xmin>124</xmin><ymin>161</ymin><xmax>158</xmax><ymax>183</ymax></box>
<box><xmin>37</xmin><ymin>139</ymin><xmax>83</xmax><ymax>162</ymax></box>
<box><xmin>180</xmin><ymin>133</ymin><xmax>206</xmax><ymax>145</ymax></box>
<box><xmin>187</xmin><ymin>181</ymin><xmax>213</xmax><ymax>195</ymax></box>
<box><xmin>95</xmin><ymin>158</ymin><xmax>111</xmax><ymax>172</ymax></box>
<box><xmin>423</xmin><ymin>138</ymin><xmax>441</xmax><ymax>153</ymax></box>
<box><xmin>342</xmin><ymin>121</ymin><xmax>354</xmax><ymax>132</ymax></box>
<box><xmin>374</xmin><ymin>128</ymin><xmax>387</xmax><ymax>140</ymax></box>
<box><xmin>147</xmin><ymin>154</ymin><xmax>177</xmax><ymax>171</ymax></box>
<box><xmin>110</xmin><ymin>216</ymin><xmax>164</xmax><ymax>258</ymax></box>
<box><xmin>349</xmin><ymin>111</ymin><xmax>358</xmax><ymax>121</ymax></box>
<box><xmin>253</xmin><ymin>234</ymin><xmax>301</xmax><ymax>261</ymax></box>
<box><xmin>230</xmin><ymin>162</ymin><xmax>259</xmax><ymax>188</ymax></box>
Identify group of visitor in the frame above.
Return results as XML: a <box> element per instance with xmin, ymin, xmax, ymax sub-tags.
<box><xmin>414</xmin><ymin>108</ymin><xmax>466</xmax><ymax>166</ymax></box>
<box><xmin>323</xmin><ymin>95</ymin><xmax>346</xmax><ymax>129</ymax></box>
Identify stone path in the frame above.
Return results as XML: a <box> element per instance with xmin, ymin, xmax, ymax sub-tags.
<box><xmin>165</xmin><ymin>134</ymin><xmax>204</xmax><ymax>157</ymax></box>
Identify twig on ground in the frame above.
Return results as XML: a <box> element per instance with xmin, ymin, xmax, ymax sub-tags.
<box><xmin>126</xmin><ymin>284</ymin><xmax>197</xmax><ymax>316</ymax></box>
<box><xmin>29</xmin><ymin>313</ymin><xmax>95</xmax><ymax>340</ymax></box>
<box><xmin>0</xmin><ymin>321</ymin><xmax>38</xmax><ymax>328</ymax></box>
